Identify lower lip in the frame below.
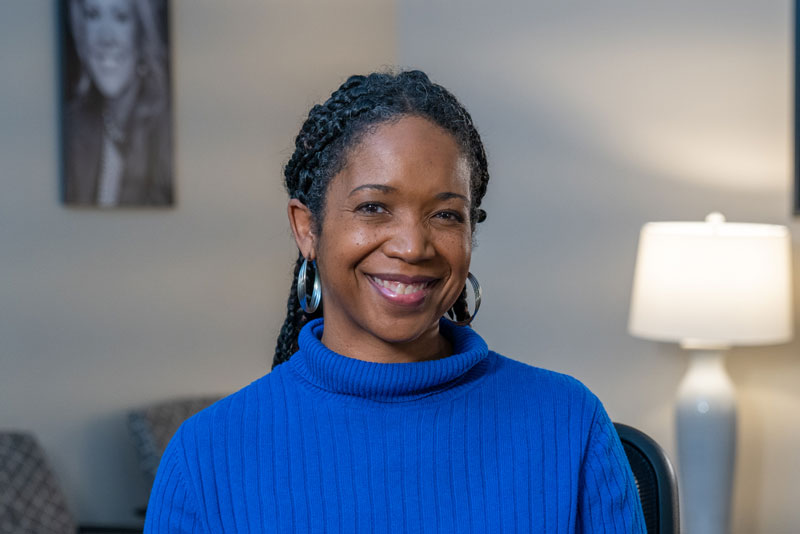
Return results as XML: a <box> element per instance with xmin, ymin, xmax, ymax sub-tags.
<box><xmin>367</xmin><ymin>276</ymin><xmax>434</xmax><ymax>307</ymax></box>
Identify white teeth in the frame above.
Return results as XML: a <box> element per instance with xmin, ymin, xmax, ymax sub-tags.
<box><xmin>372</xmin><ymin>277</ymin><xmax>426</xmax><ymax>295</ymax></box>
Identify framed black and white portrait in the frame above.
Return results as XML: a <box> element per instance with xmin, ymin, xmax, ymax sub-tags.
<box><xmin>60</xmin><ymin>0</ymin><xmax>173</xmax><ymax>207</ymax></box>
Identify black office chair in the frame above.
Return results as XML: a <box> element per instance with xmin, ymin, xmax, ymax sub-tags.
<box><xmin>614</xmin><ymin>423</ymin><xmax>680</xmax><ymax>534</ymax></box>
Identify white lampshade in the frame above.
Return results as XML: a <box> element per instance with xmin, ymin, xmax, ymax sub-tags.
<box><xmin>629</xmin><ymin>213</ymin><xmax>793</xmax><ymax>346</ymax></box>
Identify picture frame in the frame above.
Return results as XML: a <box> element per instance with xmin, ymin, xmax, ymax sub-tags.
<box><xmin>59</xmin><ymin>0</ymin><xmax>174</xmax><ymax>208</ymax></box>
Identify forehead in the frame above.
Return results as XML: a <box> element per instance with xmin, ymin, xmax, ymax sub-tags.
<box><xmin>84</xmin><ymin>0</ymin><xmax>134</xmax><ymax>12</ymax></box>
<box><xmin>333</xmin><ymin>115</ymin><xmax>470</xmax><ymax>195</ymax></box>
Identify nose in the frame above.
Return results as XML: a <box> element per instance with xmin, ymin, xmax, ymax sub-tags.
<box><xmin>383</xmin><ymin>219</ymin><xmax>436</xmax><ymax>263</ymax></box>
<box><xmin>98</xmin><ymin>20</ymin><xmax>116</xmax><ymax>45</ymax></box>
<box><xmin>94</xmin><ymin>12</ymin><xmax>117</xmax><ymax>46</ymax></box>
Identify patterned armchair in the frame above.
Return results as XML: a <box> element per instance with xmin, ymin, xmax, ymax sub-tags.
<box><xmin>0</xmin><ymin>432</ymin><xmax>76</xmax><ymax>534</ymax></box>
<box><xmin>127</xmin><ymin>396</ymin><xmax>223</xmax><ymax>486</ymax></box>
<box><xmin>0</xmin><ymin>431</ymin><xmax>144</xmax><ymax>534</ymax></box>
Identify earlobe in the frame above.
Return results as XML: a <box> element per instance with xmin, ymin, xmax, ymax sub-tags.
<box><xmin>287</xmin><ymin>199</ymin><xmax>317</xmax><ymax>259</ymax></box>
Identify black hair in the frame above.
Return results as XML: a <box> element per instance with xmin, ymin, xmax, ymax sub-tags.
<box><xmin>272</xmin><ymin>69</ymin><xmax>490</xmax><ymax>369</ymax></box>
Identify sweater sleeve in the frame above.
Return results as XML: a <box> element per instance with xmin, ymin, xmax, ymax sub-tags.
<box><xmin>578</xmin><ymin>401</ymin><xmax>647</xmax><ymax>533</ymax></box>
<box><xmin>144</xmin><ymin>425</ymin><xmax>206</xmax><ymax>534</ymax></box>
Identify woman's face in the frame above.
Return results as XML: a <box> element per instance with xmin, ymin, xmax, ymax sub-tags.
<box><xmin>309</xmin><ymin>116</ymin><xmax>473</xmax><ymax>352</ymax></box>
<box><xmin>82</xmin><ymin>0</ymin><xmax>138</xmax><ymax>99</ymax></box>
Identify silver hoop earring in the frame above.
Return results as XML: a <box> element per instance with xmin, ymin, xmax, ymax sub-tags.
<box><xmin>444</xmin><ymin>272</ymin><xmax>482</xmax><ymax>326</ymax></box>
<box><xmin>297</xmin><ymin>258</ymin><xmax>321</xmax><ymax>314</ymax></box>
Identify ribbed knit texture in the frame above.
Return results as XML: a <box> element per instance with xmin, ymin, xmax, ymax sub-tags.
<box><xmin>144</xmin><ymin>319</ymin><xmax>646</xmax><ymax>533</ymax></box>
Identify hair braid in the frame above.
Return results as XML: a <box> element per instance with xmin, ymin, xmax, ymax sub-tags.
<box><xmin>449</xmin><ymin>287</ymin><xmax>471</xmax><ymax>324</ymax></box>
<box><xmin>272</xmin><ymin>69</ymin><xmax>491</xmax><ymax>368</ymax></box>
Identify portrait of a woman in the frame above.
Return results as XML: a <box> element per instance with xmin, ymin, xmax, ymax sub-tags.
<box><xmin>144</xmin><ymin>71</ymin><xmax>645</xmax><ymax>532</ymax></box>
<box><xmin>62</xmin><ymin>0</ymin><xmax>173</xmax><ymax>207</ymax></box>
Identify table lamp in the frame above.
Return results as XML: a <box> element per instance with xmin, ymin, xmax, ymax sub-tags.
<box><xmin>628</xmin><ymin>212</ymin><xmax>793</xmax><ymax>534</ymax></box>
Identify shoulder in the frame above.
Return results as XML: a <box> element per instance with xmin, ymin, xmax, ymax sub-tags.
<box><xmin>157</xmin><ymin>369</ymin><xmax>287</xmax><ymax>502</ymax></box>
<box><xmin>65</xmin><ymin>92</ymin><xmax>101</xmax><ymax>133</ymax></box>
<box><xmin>489</xmin><ymin>351</ymin><xmax>601</xmax><ymax>412</ymax></box>
<box><xmin>178</xmin><ymin>366</ymin><xmax>288</xmax><ymax>443</ymax></box>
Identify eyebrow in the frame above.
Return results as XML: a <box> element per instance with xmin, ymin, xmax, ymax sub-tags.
<box><xmin>348</xmin><ymin>184</ymin><xmax>468</xmax><ymax>203</ymax></box>
<box><xmin>348</xmin><ymin>184</ymin><xmax>396</xmax><ymax>196</ymax></box>
<box><xmin>435</xmin><ymin>192</ymin><xmax>469</xmax><ymax>203</ymax></box>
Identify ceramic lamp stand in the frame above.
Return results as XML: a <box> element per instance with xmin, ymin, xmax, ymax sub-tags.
<box><xmin>675</xmin><ymin>347</ymin><xmax>736</xmax><ymax>534</ymax></box>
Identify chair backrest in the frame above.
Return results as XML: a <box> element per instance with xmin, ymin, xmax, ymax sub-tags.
<box><xmin>0</xmin><ymin>431</ymin><xmax>76</xmax><ymax>534</ymax></box>
<box><xmin>614</xmin><ymin>422</ymin><xmax>680</xmax><ymax>534</ymax></box>
<box><xmin>128</xmin><ymin>396</ymin><xmax>222</xmax><ymax>484</ymax></box>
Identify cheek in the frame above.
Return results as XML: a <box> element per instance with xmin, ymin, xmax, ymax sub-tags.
<box><xmin>445</xmin><ymin>231</ymin><xmax>472</xmax><ymax>270</ymax></box>
<box><xmin>119</xmin><ymin>20</ymin><xmax>137</xmax><ymax>48</ymax></box>
<box><xmin>316</xmin><ymin>220</ymin><xmax>376</xmax><ymax>277</ymax></box>
<box><xmin>86</xmin><ymin>21</ymin><xmax>101</xmax><ymax>44</ymax></box>
<box><xmin>117</xmin><ymin>29</ymin><xmax>133</xmax><ymax>49</ymax></box>
<box><xmin>353</xmin><ymin>227</ymin><xmax>384</xmax><ymax>252</ymax></box>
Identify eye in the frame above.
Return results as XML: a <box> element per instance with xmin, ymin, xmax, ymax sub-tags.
<box><xmin>355</xmin><ymin>202</ymin><xmax>388</xmax><ymax>215</ymax></box>
<box><xmin>434</xmin><ymin>210</ymin><xmax>465</xmax><ymax>223</ymax></box>
<box><xmin>83</xmin><ymin>5</ymin><xmax>100</xmax><ymax>20</ymax></box>
<box><xmin>113</xmin><ymin>9</ymin><xmax>131</xmax><ymax>24</ymax></box>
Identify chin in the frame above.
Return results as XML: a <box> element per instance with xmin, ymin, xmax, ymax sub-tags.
<box><xmin>369</xmin><ymin>314</ymin><xmax>441</xmax><ymax>345</ymax></box>
<box><xmin>89</xmin><ymin>61</ymin><xmax>135</xmax><ymax>99</ymax></box>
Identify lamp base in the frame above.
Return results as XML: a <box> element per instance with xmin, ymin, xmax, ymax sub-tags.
<box><xmin>676</xmin><ymin>348</ymin><xmax>736</xmax><ymax>534</ymax></box>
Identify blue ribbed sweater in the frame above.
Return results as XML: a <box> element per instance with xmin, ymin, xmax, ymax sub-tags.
<box><xmin>145</xmin><ymin>319</ymin><xmax>645</xmax><ymax>533</ymax></box>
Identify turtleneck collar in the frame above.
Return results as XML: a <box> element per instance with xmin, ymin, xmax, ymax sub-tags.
<box><xmin>287</xmin><ymin>318</ymin><xmax>490</xmax><ymax>403</ymax></box>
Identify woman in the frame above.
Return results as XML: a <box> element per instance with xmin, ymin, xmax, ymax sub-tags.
<box><xmin>63</xmin><ymin>0</ymin><xmax>172</xmax><ymax>206</ymax></box>
<box><xmin>145</xmin><ymin>71</ymin><xmax>645</xmax><ymax>532</ymax></box>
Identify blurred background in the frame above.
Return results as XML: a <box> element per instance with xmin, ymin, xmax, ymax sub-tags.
<box><xmin>1</xmin><ymin>0</ymin><xmax>798</xmax><ymax>531</ymax></box>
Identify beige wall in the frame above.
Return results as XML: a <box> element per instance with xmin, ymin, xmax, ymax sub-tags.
<box><xmin>398</xmin><ymin>1</ymin><xmax>799</xmax><ymax>532</ymax></box>
<box><xmin>0</xmin><ymin>0</ymin><xmax>395</xmax><ymax>523</ymax></box>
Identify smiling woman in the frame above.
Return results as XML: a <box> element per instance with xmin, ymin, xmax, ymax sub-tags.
<box><xmin>289</xmin><ymin>116</ymin><xmax>473</xmax><ymax>362</ymax></box>
<box><xmin>144</xmin><ymin>71</ymin><xmax>647</xmax><ymax>533</ymax></box>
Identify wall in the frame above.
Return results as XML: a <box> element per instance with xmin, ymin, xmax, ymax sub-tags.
<box><xmin>398</xmin><ymin>1</ymin><xmax>800</xmax><ymax>532</ymax></box>
<box><xmin>0</xmin><ymin>0</ymin><xmax>395</xmax><ymax>523</ymax></box>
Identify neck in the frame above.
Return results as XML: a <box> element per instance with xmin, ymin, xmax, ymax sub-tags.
<box><xmin>290</xmin><ymin>318</ymin><xmax>489</xmax><ymax>403</ymax></box>
<box><xmin>320</xmin><ymin>317</ymin><xmax>452</xmax><ymax>364</ymax></box>
<box><xmin>103</xmin><ymin>75</ymin><xmax>141</xmax><ymax>129</ymax></box>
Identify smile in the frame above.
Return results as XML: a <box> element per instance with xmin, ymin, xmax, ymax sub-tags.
<box><xmin>366</xmin><ymin>274</ymin><xmax>438</xmax><ymax>306</ymax></box>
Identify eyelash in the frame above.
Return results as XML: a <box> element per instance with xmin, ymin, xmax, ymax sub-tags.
<box><xmin>355</xmin><ymin>202</ymin><xmax>387</xmax><ymax>215</ymax></box>
<box><xmin>435</xmin><ymin>211</ymin><xmax>465</xmax><ymax>223</ymax></box>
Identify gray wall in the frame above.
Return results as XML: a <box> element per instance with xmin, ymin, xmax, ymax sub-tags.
<box><xmin>398</xmin><ymin>1</ymin><xmax>800</xmax><ymax>532</ymax></box>
<box><xmin>2</xmin><ymin>0</ymin><xmax>800</xmax><ymax>531</ymax></box>
<box><xmin>0</xmin><ymin>0</ymin><xmax>395</xmax><ymax>523</ymax></box>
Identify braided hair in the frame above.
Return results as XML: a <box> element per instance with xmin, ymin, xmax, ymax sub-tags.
<box><xmin>273</xmin><ymin>70</ymin><xmax>490</xmax><ymax>369</ymax></box>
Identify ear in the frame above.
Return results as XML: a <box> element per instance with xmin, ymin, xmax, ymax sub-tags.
<box><xmin>287</xmin><ymin>199</ymin><xmax>317</xmax><ymax>260</ymax></box>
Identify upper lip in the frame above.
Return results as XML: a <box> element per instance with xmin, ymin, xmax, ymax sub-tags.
<box><xmin>367</xmin><ymin>273</ymin><xmax>439</xmax><ymax>284</ymax></box>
